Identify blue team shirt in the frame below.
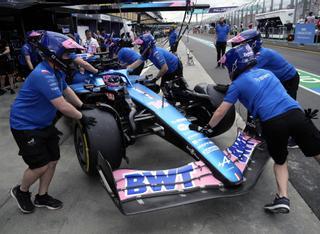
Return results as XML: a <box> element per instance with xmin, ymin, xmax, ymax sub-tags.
<box><xmin>117</xmin><ymin>48</ymin><xmax>140</xmax><ymax>65</ymax></box>
<box><xmin>169</xmin><ymin>30</ymin><xmax>177</xmax><ymax>47</ymax></box>
<box><xmin>73</xmin><ymin>71</ymin><xmax>91</xmax><ymax>84</ymax></box>
<box><xmin>255</xmin><ymin>48</ymin><xmax>297</xmax><ymax>82</ymax></box>
<box><xmin>10</xmin><ymin>61</ymin><xmax>68</xmax><ymax>130</ymax></box>
<box><xmin>224</xmin><ymin>68</ymin><xmax>300</xmax><ymax>122</ymax></box>
<box><xmin>19</xmin><ymin>43</ymin><xmax>40</xmax><ymax>66</ymax></box>
<box><xmin>215</xmin><ymin>24</ymin><xmax>230</xmax><ymax>42</ymax></box>
<box><xmin>140</xmin><ymin>47</ymin><xmax>179</xmax><ymax>74</ymax></box>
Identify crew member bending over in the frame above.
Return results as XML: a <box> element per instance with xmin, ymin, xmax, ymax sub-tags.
<box><xmin>190</xmin><ymin>44</ymin><xmax>320</xmax><ymax>214</ymax></box>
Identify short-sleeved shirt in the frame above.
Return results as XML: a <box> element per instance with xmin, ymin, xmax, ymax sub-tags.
<box><xmin>82</xmin><ymin>38</ymin><xmax>100</xmax><ymax>54</ymax></box>
<box><xmin>215</xmin><ymin>23</ymin><xmax>230</xmax><ymax>42</ymax></box>
<box><xmin>255</xmin><ymin>47</ymin><xmax>297</xmax><ymax>82</ymax></box>
<box><xmin>169</xmin><ymin>30</ymin><xmax>177</xmax><ymax>47</ymax></box>
<box><xmin>223</xmin><ymin>68</ymin><xmax>301</xmax><ymax>122</ymax></box>
<box><xmin>19</xmin><ymin>43</ymin><xmax>40</xmax><ymax>66</ymax></box>
<box><xmin>72</xmin><ymin>71</ymin><xmax>91</xmax><ymax>84</ymax></box>
<box><xmin>117</xmin><ymin>48</ymin><xmax>140</xmax><ymax>65</ymax></box>
<box><xmin>140</xmin><ymin>47</ymin><xmax>179</xmax><ymax>74</ymax></box>
<box><xmin>10</xmin><ymin>61</ymin><xmax>68</xmax><ymax>130</ymax></box>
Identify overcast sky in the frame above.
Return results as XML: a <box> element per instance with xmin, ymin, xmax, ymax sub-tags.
<box><xmin>161</xmin><ymin>0</ymin><xmax>250</xmax><ymax>22</ymax></box>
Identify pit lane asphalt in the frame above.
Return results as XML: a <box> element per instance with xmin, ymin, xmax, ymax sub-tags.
<box><xmin>0</xmin><ymin>41</ymin><xmax>319</xmax><ymax>234</ymax></box>
<box><xmin>182</xmin><ymin>33</ymin><xmax>320</xmax><ymax>221</ymax></box>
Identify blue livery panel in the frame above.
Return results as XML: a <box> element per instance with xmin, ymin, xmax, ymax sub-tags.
<box><xmin>127</xmin><ymin>83</ymin><xmax>243</xmax><ymax>185</ymax></box>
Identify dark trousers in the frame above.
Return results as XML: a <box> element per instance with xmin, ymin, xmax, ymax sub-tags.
<box><xmin>281</xmin><ymin>72</ymin><xmax>300</xmax><ymax>100</ymax></box>
<box><xmin>216</xmin><ymin>41</ymin><xmax>227</xmax><ymax>66</ymax></box>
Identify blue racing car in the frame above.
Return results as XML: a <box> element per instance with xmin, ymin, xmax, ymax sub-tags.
<box><xmin>69</xmin><ymin>56</ymin><xmax>269</xmax><ymax>215</ymax></box>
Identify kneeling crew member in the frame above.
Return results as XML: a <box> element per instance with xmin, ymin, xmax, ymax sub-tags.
<box><xmin>191</xmin><ymin>44</ymin><xmax>320</xmax><ymax>214</ymax></box>
<box><xmin>10</xmin><ymin>31</ymin><xmax>96</xmax><ymax>214</ymax></box>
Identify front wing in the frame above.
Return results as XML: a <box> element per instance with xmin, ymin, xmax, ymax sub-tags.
<box><xmin>97</xmin><ymin>131</ymin><xmax>270</xmax><ymax>215</ymax></box>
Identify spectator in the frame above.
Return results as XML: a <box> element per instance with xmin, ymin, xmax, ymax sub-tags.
<box><xmin>0</xmin><ymin>39</ymin><xmax>15</xmax><ymax>94</ymax></box>
<box><xmin>265</xmin><ymin>20</ymin><xmax>270</xmax><ymax>38</ymax></box>
<box><xmin>215</xmin><ymin>17</ymin><xmax>230</xmax><ymax>68</ymax></box>
<box><xmin>240</xmin><ymin>22</ymin><xmax>244</xmax><ymax>32</ymax></box>
<box><xmin>82</xmin><ymin>30</ymin><xmax>100</xmax><ymax>54</ymax></box>
<box><xmin>306</xmin><ymin>12</ymin><xmax>316</xmax><ymax>24</ymax></box>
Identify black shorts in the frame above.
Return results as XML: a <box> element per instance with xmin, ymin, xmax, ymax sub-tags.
<box><xmin>281</xmin><ymin>72</ymin><xmax>300</xmax><ymax>100</ymax></box>
<box><xmin>11</xmin><ymin>126</ymin><xmax>61</xmax><ymax>169</ymax></box>
<box><xmin>261</xmin><ymin>109</ymin><xmax>320</xmax><ymax>165</ymax></box>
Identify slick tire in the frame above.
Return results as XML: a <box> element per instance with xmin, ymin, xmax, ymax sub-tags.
<box><xmin>74</xmin><ymin>108</ymin><xmax>124</xmax><ymax>176</ymax></box>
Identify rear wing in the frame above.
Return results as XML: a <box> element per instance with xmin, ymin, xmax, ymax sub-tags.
<box><xmin>97</xmin><ymin>131</ymin><xmax>269</xmax><ymax>215</ymax></box>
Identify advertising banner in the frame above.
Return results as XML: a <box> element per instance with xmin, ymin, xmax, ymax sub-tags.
<box><xmin>294</xmin><ymin>23</ymin><xmax>315</xmax><ymax>44</ymax></box>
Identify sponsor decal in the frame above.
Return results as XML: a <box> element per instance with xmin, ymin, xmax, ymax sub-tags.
<box><xmin>124</xmin><ymin>165</ymin><xmax>194</xmax><ymax>196</ymax></box>
<box><xmin>177</xmin><ymin>123</ymin><xmax>188</xmax><ymax>131</ymax></box>
<box><xmin>218</xmin><ymin>156</ymin><xmax>231</xmax><ymax>168</ymax></box>
<box><xmin>133</xmin><ymin>87</ymin><xmax>154</xmax><ymax>100</ymax></box>
<box><xmin>171</xmin><ymin>118</ymin><xmax>187</xmax><ymax>124</ymax></box>
<box><xmin>202</xmin><ymin>145</ymin><xmax>219</xmax><ymax>155</ymax></box>
<box><xmin>41</xmin><ymin>69</ymin><xmax>51</xmax><ymax>74</ymax></box>
<box><xmin>148</xmin><ymin>100</ymin><xmax>168</xmax><ymax>109</ymax></box>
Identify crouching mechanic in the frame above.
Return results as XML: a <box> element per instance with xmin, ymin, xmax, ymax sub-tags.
<box><xmin>10</xmin><ymin>31</ymin><xmax>96</xmax><ymax>214</ymax></box>
<box><xmin>190</xmin><ymin>44</ymin><xmax>320</xmax><ymax>213</ymax></box>
<box><xmin>128</xmin><ymin>33</ymin><xmax>186</xmax><ymax>89</ymax></box>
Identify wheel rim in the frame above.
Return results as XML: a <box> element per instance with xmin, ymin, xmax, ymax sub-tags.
<box><xmin>75</xmin><ymin>125</ymin><xmax>90</xmax><ymax>172</ymax></box>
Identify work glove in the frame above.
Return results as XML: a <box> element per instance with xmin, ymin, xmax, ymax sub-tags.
<box><xmin>80</xmin><ymin>103</ymin><xmax>96</xmax><ymax>111</ymax></box>
<box><xmin>80</xmin><ymin>114</ymin><xmax>97</xmax><ymax>129</ymax></box>
<box><xmin>304</xmin><ymin>108</ymin><xmax>319</xmax><ymax>120</ymax></box>
<box><xmin>189</xmin><ymin>124</ymin><xmax>214</xmax><ymax>135</ymax></box>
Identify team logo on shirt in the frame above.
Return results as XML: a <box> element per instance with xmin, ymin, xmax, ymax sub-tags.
<box><xmin>41</xmin><ymin>69</ymin><xmax>51</xmax><ymax>74</ymax></box>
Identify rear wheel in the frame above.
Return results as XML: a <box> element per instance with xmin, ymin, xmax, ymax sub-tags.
<box><xmin>74</xmin><ymin>108</ymin><xmax>124</xmax><ymax>176</ymax></box>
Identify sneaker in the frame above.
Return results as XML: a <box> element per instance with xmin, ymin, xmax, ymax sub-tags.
<box><xmin>288</xmin><ymin>137</ymin><xmax>298</xmax><ymax>149</ymax></box>
<box><xmin>215</xmin><ymin>64</ymin><xmax>220</xmax><ymax>68</ymax></box>
<box><xmin>34</xmin><ymin>193</ymin><xmax>63</xmax><ymax>210</ymax></box>
<box><xmin>10</xmin><ymin>185</ymin><xmax>35</xmax><ymax>214</ymax></box>
<box><xmin>264</xmin><ymin>194</ymin><xmax>290</xmax><ymax>214</ymax></box>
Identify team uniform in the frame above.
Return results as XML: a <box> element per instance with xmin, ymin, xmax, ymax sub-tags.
<box><xmin>19</xmin><ymin>42</ymin><xmax>41</xmax><ymax>77</ymax></box>
<box><xmin>118</xmin><ymin>48</ymin><xmax>144</xmax><ymax>75</ymax></box>
<box><xmin>255</xmin><ymin>47</ymin><xmax>299</xmax><ymax>99</ymax></box>
<box><xmin>140</xmin><ymin>47</ymin><xmax>182</xmax><ymax>86</ymax></box>
<box><xmin>215</xmin><ymin>23</ymin><xmax>230</xmax><ymax>66</ymax></box>
<box><xmin>169</xmin><ymin>30</ymin><xmax>177</xmax><ymax>52</ymax></box>
<box><xmin>224</xmin><ymin>68</ymin><xmax>320</xmax><ymax>165</ymax></box>
<box><xmin>10</xmin><ymin>60</ymin><xmax>67</xmax><ymax>169</ymax></box>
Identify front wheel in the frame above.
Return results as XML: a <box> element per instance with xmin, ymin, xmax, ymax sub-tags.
<box><xmin>74</xmin><ymin>108</ymin><xmax>124</xmax><ymax>176</ymax></box>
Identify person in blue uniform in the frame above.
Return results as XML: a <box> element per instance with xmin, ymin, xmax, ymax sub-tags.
<box><xmin>19</xmin><ymin>31</ymin><xmax>42</xmax><ymax>78</ymax></box>
<box><xmin>169</xmin><ymin>27</ymin><xmax>177</xmax><ymax>53</ymax></box>
<box><xmin>108</xmin><ymin>38</ymin><xmax>145</xmax><ymax>75</ymax></box>
<box><xmin>190</xmin><ymin>44</ymin><xmax>320</xmax><ymax>214</ymax></box>
<box><xmin>228</xmin><ymin>29</ymin><xmax>299</xmax><ymax>100</ymax></box>
<box><xmin>229</xmin><ymin>29</ymin><xmax>300</xmax><ymax>147</ymax></box>
<box><xmin>128</xmin><ymin>33</ymin><xmax>185</xmax><ymax>88</ymax></box>
<box><xmin>215</xmin><ymin>17</ymin><xmax>230</xmax><ymax>68</ymax></box>
<box><xmin>10</xmin><ymin>31</ymin><xmax>96</xmax><ymax>214</ymax></box>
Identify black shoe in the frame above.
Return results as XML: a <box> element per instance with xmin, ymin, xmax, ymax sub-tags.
<box><xmin>288</xmin><ymin>137</ymin><xmax>298</xmax><ymax>149</ymax></box>
<box><xmin>34</xmin><ymin>193</ymin><xmax>63</xmax><ymax>210</ymax></box>
<box><xmin>10</xmin><ymin>185</ymin><xmax>35</xmax><ymax>214</ymax></box>
<box><xmin>264</xmin><ymin>194</ymin><xmax>290</xmax><ymax>214</ymax></box>
<box><xmin>215</xmin><ymin>64</ymin><xmax>220</xmax><ymax>68</ymax></box>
